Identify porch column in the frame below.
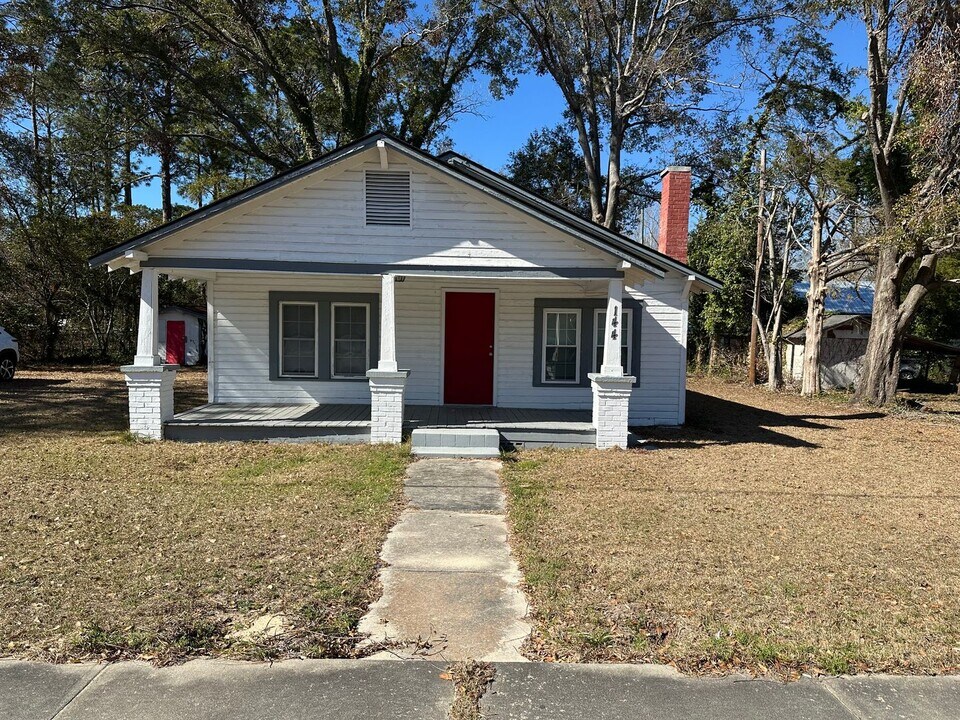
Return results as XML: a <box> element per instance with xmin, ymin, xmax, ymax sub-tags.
<box><xmin>600</xmin><ymin>278</ymin><xmax>624</xmax><ymax>376</ymax></box>
<box><xmin>378</xmin><ymin>273</ymin><xmax>398</xmax><ymax>372</ymax></box>
<box><xmin>367</xmin><ymin>273</ymin><xmax>409</xmax><ymax>443</ymax></box>
<box><xmin>134</xmin><ymin>267</ymin><xmax>161</xmax><ymax>366</ymax></box>
<box><xmin>588</xmin><ymin>277</ymin><xmax>635</xmax><ymax>449</ymax></box>
<box><xmin>121</xmin><ymin>267</ymin><xmax>178</xmax><ymax>440</ymax></box>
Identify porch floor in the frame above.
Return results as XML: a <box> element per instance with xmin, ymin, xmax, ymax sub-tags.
<box><xmin>166</xmin><ymin>403</ymin><xmax>595</xmax><ymax>446</ymax></box>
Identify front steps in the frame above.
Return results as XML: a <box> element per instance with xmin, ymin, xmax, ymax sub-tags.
<box><xmin>411</xmin><ymin>428</ymin><xmax>501</xmax><ymax>458</ymax></box>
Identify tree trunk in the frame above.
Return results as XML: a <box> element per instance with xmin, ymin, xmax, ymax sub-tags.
<box><xmin>766</xmin><ymin>338</ymin><xmax>783</xmax><ymax>391</ymax></box>
<box><xmin>43</xmin><ymin>295</ymin><xmax>61</xmax><ymax>362</ymax></box>
<box><xmin>764</xmin><ymin>305</ymin><xmax>785</xmax><ymax>391</ymax></box>
<box><xmin>802</xmin><ymin>210</ymin><xmax>826</xmax><ymax>396</ymax></box>
<box><xmin>694</xmin><ymin>342</ymin><xmax>706</xmax><ymax>372</ymax></box>
<box><xmin>160</xmin><ymin>142</ymin><xmax>173</xmax><ymax>223</ymax></box>
<box><xmin>123</xmin><ymin>143</ymin><xmax>133</xmax><ymax>207</ymax></box>
<box><xmin>856</xmin><ymin>243</ymin><xmax>904</xmax><ymax>404</ymax></box>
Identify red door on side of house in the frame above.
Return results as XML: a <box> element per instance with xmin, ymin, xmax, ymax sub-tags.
<box><xmin>443</xmin><ymin>292</ymin><xmax>495</xmax><ymax>405</ymax></box>
<box><xmin>166</xmin><ymin>320</ymin><xmax>186</xmax><ymax>365</ymax></box>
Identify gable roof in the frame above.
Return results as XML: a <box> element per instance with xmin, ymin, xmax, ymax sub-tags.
<box><xmin>88</xmin><ymin>131</ymin><xmax>720</xmax><ymax>290</ymax></box>
<box><xmin>784</xmin><ymin>313</ymin><xmax>870</xmax><ymax>342</ymax></box>
<box><xmin>160</xmin><ymin>304</ymin><xmax>206</xmax><ymax>319</ymax></box>
<box><xmin>794</xmin><ymin>281</ymin><xmax>875</xmax><ymax>315</ymax></box>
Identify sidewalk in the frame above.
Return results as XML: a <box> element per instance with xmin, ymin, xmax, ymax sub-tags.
<box><xmin>358</xmin><ymin>458</ymin><xmax>531</xmax><ymax>660</ymax></box>
<box><xmin>3</xmin><ymin>658</ymin><xmax>959</xmax><ymax>720</ymax></box>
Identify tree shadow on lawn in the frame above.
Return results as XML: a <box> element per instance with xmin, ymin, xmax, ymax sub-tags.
<box><xmin>0</xmin><ymin>368</ymin><xmax>207</xmax><ymax>437</ymax></box>
<box><xmin>641</xmin><ymin>390</ymin><xmax>885</xmax><ymax>450</ymax></box>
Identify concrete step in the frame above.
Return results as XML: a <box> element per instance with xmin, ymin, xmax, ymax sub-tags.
<box><xmin>410</xmin><ymin>428</ymin><xmax>501</xmax><ymax>458</ymax></box>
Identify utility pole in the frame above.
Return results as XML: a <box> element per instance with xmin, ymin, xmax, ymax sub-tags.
<box><xmin>747</xmin><ymin>147</ymin><xmax>766</xmax><ymax>385</ymax></box>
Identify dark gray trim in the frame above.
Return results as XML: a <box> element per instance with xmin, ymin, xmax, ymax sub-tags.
<box><xmin>268</xmin><ymin>292</ymin><xmax>379</xmax><ymax>382</ymax></box>
<box><xmin>532</xmin><ymin>298</ymin><xmax>643</xmax><ymax>388</ymax></box>
<box><xmin>143</xmin><ymin>257</ymin><xmax>623</xmax><ymax>279</ymax></box>
<box><xmin>165</xmin><ymin>424</ymin><xmax>371</xmax><ymax>443</ymax></box>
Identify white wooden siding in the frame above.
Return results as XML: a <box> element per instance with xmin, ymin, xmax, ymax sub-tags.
<box><xmin>210</xmin><ymin>270</ymin><xmax>688</xmax><ymax>425</ymax></box>
<box><xmin>149</xmin><ymin>151</ymin><xmax>613</xmax><ymax>269</ymax></box>
<box><xmin>625</xmin><ymin>271</ymin><xmax>688</xmax><ymax>425</ymax></box>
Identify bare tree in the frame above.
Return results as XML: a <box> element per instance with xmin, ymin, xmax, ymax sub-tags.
<box><xmin>782</xmin><ymin>138</ymin><xmax>872</xmax><ymax>396</ymax></box>
<box><xmin>494</xmin><ymin>0</ymin><xmax>769</xmax><ymax>230</ymax></box>
<box><xmin>799</xmin><ymin>200</ymin><xmax>871</xmax><ymax>395</ymax></box>
<box><xmin>753</xmin><ymin>183</ymin><xmax>803</xmax><ymax>390</ymax></box>
<box><xmin>855</xmin><ymin>0</ymin><xmax>960</xmax><ymax>404</ymax></box>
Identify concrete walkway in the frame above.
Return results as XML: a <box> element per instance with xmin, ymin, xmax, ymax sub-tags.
<box><xmin>4</xmin><ymin>659</ymin><xmax>960</xmax><ymax>720</ymax></box>
<box><xmin>358</xmin><ymin>458</ymin><xmax>531</xmax><ymax>661</ymax></box>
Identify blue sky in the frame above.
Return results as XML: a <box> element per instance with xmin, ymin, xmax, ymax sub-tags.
<box><xmin>133</xmin><ymin>16</ymin><xmax>867</xmax><ymax>210</ymax></box>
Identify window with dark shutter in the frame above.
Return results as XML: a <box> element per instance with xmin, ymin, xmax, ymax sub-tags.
<box><xmin>365</xmin><ymin>171</ymin><xmax>411</xmax><ymax>226</ymax></box>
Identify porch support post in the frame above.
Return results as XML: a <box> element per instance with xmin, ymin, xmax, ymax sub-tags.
<box><xmin>600</xmin><ymin>277</ymin><xmax>624</xmax><ymax>376</ymax></box>
<box><xmin>378</xmin><ymin>273</ymin><xmax>398</xmax><ymax>372</ymax></box>
<box><xmin>121</xmin><ymin>267</ymin><xmax>177</xmax><ymax>440</ymax></box>
<box><xmin>134</xmin><ymin>267</ymin><xmax>161</xmax><ymax>367</ymax></box>
<box><xmin>367</xmin><ymin>273</ymin><xmax>408</xmax><ymax>443</ymax></box>
<box><xmin>588</xmin><ymin>277</ymin><xmax>634</xmax><ymax>449</ymax></box>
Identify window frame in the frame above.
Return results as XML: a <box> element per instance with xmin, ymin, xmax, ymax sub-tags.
<box><xmin>278</xmin><ymin>301</ymin><xmax>320</xmax><ymax>379</ymax></box>
<box><xmin>593</xmin><ymin>307</ymin><xmax>633</xmax><ymax>375</ymax></box>
<box><xmin>541</xmin><ymin>308</ymin><xmax>582</xmax><ymax>385</ymax></box>
<box><xmin>329</xmin><ymin>302</ymin><xmax>371</xmax><ymax>379</ymax></box>
<box><xmin>531</xmin><ymin>297</ymin><xmax>643</xmax><ymax>388</ymax></box>
<box><xmin>268</xmin><ymin>291</ymin><xmax>380</xmax><ymax>383</ymax></box>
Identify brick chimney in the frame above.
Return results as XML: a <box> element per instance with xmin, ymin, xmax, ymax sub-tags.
<box><xmin>657</xmin><ymin>166</ymin><xmax>691</xmax><ymax>264</ymax></box>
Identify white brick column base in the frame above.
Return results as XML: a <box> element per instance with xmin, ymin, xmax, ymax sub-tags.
<box><xmin>588</xmin><ymin>373</ymin><xmax>635</xmax><ymax>449</ymax></box>
<box><xmin>121</xmin><ymin>364</ymin><xmax>179</xmax><ymax>440</ymax></box>
<box><xmin>367</xmin><ymin>369</ymin><xmax>410</xmax><ymax>444</ymax></box>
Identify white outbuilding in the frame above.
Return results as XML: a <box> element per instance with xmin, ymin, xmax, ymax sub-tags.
<box><xmin>158</xmin><ymin>305</ymin><xmax>205</xmax><ymax>366</ymax></box>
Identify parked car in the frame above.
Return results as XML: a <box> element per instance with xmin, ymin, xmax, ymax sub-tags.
<box><xmin>0</xmin><ymin>326</ymin><xmax>19</xmax><ymax>381</ymax></box>
<box><xmin>899</xmin><ymin>358</ymin><xmax>922</xmax><ymax>382</ymax></box>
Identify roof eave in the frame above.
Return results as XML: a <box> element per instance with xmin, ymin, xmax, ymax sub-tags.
<box><xmin>380</xmin><ymin>140</ymin><xmax>665</xmax><ymax>279</ymax></box>
<box><xmin>88</xmin><ymin>132</ymin><xmax>387</xmax><ymax>268</ymax></box>
<box><xmin>440</xmin><ymin>153</ymin><xmax>721</xmax><ymax>290</ymax></box>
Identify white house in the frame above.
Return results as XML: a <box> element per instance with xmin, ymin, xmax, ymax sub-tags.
<box><xmin>89</xmin><ymin>132</ymin><xmax>718</xmax><ymax>449</ymax></box>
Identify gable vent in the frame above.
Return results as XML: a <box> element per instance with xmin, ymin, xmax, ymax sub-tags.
<box><xmin>365</xmin><ymin>171</ymin><xmax>411</xmax><ymax>226</ymax></box>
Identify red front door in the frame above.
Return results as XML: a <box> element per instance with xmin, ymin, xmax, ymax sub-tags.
<box><xmin>444</xmin><ymin>292</ymin><xmax>495</xmax><ymax>404</ymax></box>
<box><xmin>166</xmin><ymin>320</ymin><xmax>186</xmax><ymax>365</ymax></box>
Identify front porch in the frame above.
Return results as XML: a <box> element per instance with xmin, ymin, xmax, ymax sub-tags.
<box><xmin>121</xmin><ymin>265</ymin><xmax>641</xmax><ymax>449</ymax></box>
<box><xmin>165</xmin><ymin>402</ymin><xmax>597</xmax><ymax>448</ymax></box>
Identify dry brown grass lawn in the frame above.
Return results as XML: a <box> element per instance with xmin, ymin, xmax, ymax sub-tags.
<box><xmin>504</xmin><ymin>377</ymin><xmax>960</xmax><ymax>676</ymax></box>
<box><xmin>0</xmin><ymin>367</ymin><xmax>408</xmax><ymax>663</ymax></box>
